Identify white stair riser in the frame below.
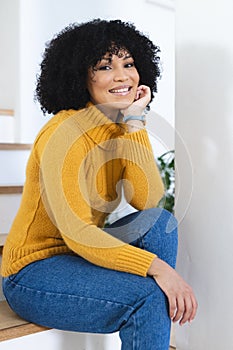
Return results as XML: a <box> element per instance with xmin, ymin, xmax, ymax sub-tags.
<box><xmin>0</xmin><ymin>150</ymin><xmax>30</xmax><ymax>184</ymax></box>
<box><xmin>0</xmin><ymin>117</ymin><xmax>14</xmax><ymax>143</ymax></box>
<box><xmin>0</xmin><ymin>329</ymin><xmax>121</xmax><ymax>350</ymax></box>
<box><xmin>0</xmin><ymin>193</ymin><xmax>21</xmax><ymax>233</ymax></box>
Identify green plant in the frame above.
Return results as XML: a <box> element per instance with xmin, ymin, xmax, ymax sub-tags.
<box><xmin>156</xmin><ymin>150</ymin><xmax>175</xmax><ymax>213</ymax></box>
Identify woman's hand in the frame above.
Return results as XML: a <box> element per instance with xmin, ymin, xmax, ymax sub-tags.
<box><xmin>148</xmin><ymin>257</ymin><xmax>198</xmax><ymax>325</ymax></box>
<box><xmin>121</xmin><ymin>85</ymin><xmax>151</xmax><ymax>117</ymax></box>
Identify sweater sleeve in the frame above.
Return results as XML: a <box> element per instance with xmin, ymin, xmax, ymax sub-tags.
<box><xmin>35</xmin><ymin>119</ymin><xmax>156</xmax><ymax>277</ymax></box>
<box><xmin>119</xmin><ymin>128</ymin><xmax>164</xmax><ymax>210</ymax></box>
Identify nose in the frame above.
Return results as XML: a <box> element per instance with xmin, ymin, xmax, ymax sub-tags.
<box><xmin>113</xmin><ymin>66</ymin><xmax>128</xmax><ymax>82</ymax></box>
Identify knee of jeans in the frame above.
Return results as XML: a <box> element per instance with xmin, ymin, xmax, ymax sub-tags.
<box><xmin>147</xmin><ymin>208</ymin><xmax>178</xmax><ymax>235</ymax></box>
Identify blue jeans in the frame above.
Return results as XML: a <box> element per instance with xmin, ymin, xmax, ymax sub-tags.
<box><xmin>2</xmin><ymin>208</ymin><xmax>178</xmax><ymax>350</ymax></box>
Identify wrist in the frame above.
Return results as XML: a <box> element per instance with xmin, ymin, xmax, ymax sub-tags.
<box><xmin>123</xmin><ymin>115</ymin><xmax>146</xmax><ymax>125</ymax></box>
<box><xmin>147</xmin><ymin>257</ymin><xmax>168</xmax><ymax>277</ymax></box>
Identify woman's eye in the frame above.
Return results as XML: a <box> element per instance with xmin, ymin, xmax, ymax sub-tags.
<box><xmin>98</xmin><ymin>65</ymin><xmax>111</xmax><ymax>71</ymax></box>
<box><xmin>125</xmin><ymin>62</ymin><xmax>135</xmax><ymax>68</ymax></box>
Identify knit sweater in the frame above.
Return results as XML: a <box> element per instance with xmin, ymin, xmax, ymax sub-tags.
<box><xmin>1</xmin><ymin>104</ymin><xmax>164</xmax><ymax>277</ymax></box>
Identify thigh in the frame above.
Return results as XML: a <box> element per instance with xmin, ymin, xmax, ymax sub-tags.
<box><xmin>104</xmin><ymin>208</ymin><xmax>167</xmax><ymax>243</ymax></box>
<box><xmin>3</xmin><ymin>254</ymin><xmax>159</xmax><ymax>333</ymax></box>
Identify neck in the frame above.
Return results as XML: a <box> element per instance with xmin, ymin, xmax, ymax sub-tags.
<box><xmin>96</xmin><ymin>105</ymin><xmax>119</xmax><ymax>122</ymax></box>
<box><xmin>90</xmin><ymin>101</ymin><xmax>126</xmax><ymax>123</ymax></box>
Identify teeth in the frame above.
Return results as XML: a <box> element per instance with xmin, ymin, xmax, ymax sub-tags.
<box><xmin>110</xmin><ymin>87</ymin><xmax>130</xmax><ymax>93</ymax></box>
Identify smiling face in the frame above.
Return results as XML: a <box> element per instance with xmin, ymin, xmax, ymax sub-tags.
<box><xmin>87</xmin><ymin>50</ymin><xmax>140</xmax><ymax>118</ymax></box>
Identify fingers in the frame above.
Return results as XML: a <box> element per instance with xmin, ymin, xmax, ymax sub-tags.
<box><xmin>134</xmin><ymin>85</ymin><xmax>151</xmax><ymax>107</ymax></box>
<box><xmin>121</xmin><ymin>85</ymin><xmax>151</xmax><ymax>117</ymax></box>
<box><xmin>189</xmin><ymin>293</ymin><xmax>198</xmax><ymax>322</ymax></box>
<box><xmin>135</xmin><ymin>85</ymin><xmax>151</xmax><ymax>100</ymax></box>
<box><xmin>135</xmin><ymin>89</ymin><xmax>141</xmax><ymax>101</ymax></box>
<box><xmin>168</xmin><ymin>296</ymin><xmax>177</xmax><ymax>320</ymax></box>
<box><xmin>169</xmin><ymin>289</ymin><xmax>198</xmax><ymax>326</ymax></box>
<box><xmin>149</xmin><ymin>258</ymin><xmax>198</xmax><ymax>326</ymax></box>
<box><xmin>172</xmin><ymin>295</ymin><xmax>185</xmax><ymax>323</ymax></box>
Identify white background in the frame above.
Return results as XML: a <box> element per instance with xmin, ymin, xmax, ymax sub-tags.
<box><xmin>175</xmin><ymin>0</ymin><xmax>233</xmax><ymax>349</ymax></box>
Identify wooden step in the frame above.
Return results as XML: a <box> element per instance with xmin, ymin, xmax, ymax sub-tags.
<box><xmin>0</xmin><ymin>143</ymin><xmax>31</xmax><ymax>150</ymax></box>
<box><xmin>0</xmin><ymin>109</ymin><xmax>14</xmax><ymax>117</ymax></box>
<box><xmin>0</xmin><ymin>301</ymin><xmax>49</xmax><ymax>342</ymax></box>
<box><xmin>0</xmin><ymin>185</ymin><xmax>23</xmax><ymax>194</ymax></box>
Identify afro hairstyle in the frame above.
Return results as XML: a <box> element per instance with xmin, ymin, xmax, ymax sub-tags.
<box><xmin>35</xmin><ymin>19</ymin><xmax>161</xmax><ymax>114</ymax></box>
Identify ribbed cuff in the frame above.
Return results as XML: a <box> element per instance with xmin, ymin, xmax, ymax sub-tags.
<box><xmin>116</xmin><ymin>244</ymin><xmax>156</xmax><ymax>277</ymax></box>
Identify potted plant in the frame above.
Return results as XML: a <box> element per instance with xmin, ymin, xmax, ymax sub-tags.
<box><xmin>156</xmin><ymin>150</ymin><xmax>175</xmax><ymax>213</ymax></box>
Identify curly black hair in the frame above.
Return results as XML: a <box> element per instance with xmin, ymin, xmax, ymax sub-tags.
<box><xmin>35</xmin><ymin>19</ymin><xmax>161</xmax><ymax>115</ymax></box>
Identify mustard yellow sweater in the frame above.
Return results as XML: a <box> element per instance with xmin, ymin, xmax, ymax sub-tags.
<box><xmin>1</xmin><ymin>104</ymin><xmax>164</xmax><ymax>277</ymax></box>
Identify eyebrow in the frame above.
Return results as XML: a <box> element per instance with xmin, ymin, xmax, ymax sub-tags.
<box><xmin>101</xmin><ymin>57</ymin><xmax>112</xmax><ymax>63</ymax></box>
<box><xmin>101</xmin><ymin>54</ymin><xmax>132</xmax><ymax>62</ymax></box>
<box><xmin>123</xmin><ymin>54</ymin><xmax>132</xmax><ymax>59</ymax></box>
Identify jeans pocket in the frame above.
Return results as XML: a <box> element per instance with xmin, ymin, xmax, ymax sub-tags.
<box><xmin>5</xmin><ymin>261</ymin><xmax>37</xmax><ymax>286</ymax></box>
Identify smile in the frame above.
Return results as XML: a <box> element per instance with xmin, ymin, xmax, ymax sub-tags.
<box><xmin>109</xmin><ymin>86</ymin><xmax>132</xmax><ymax>95</ymax></box>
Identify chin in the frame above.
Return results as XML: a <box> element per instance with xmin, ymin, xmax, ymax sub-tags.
<box><xmin>111</xmin><ymin>99</ymin><xmax>135</xmax><ymax>110</ymax></box>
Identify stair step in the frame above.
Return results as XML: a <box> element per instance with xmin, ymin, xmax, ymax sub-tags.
<box><xmin>0</xmin><ymin>185</ymin><xmax>23</xmax><ymax>194</ymax></box>
<box><xmin>0</xmin><ymin>143</ymin><xmax>31</xmax><ymax>150</ymax></box>
<box><xmin>0</xmin><ymin>109</ymin><xmax>14</xmax><ymax>117</ymax></box>
<box><xmin>0</xmin><ymin>301</ymin><xmax>49</xmax><ymax>342</ymax></box>
<box><xmin>0</xmin><ymin>301</ymin><xmax>28</xmax><ymax>329</ymax></box>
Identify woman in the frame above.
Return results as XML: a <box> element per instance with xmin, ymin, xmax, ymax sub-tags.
<box><xmin>2</xmin><ymin>19</ymin><xmax>197</xmax><ymax>349</ymax></box>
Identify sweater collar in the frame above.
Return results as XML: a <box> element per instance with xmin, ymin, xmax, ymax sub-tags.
<box><xmin>72</xmin><ymin>102</ymin><xmax>126</xmax><ymax>146</ymax></box>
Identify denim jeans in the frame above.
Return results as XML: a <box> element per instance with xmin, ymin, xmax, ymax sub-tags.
<box><xmin>2</xmin><ymin>208</ymin><xmax>178</xmax><ymax>350</ymax></box>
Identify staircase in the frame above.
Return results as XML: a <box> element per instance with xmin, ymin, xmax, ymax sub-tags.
<box><xmin>0</xmin><ymin>141</ymin><xmax>50</xmax><ymax>343</ymax></box>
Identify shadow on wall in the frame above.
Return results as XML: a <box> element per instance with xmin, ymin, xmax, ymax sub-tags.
<box><xmin>175</xmin><ymin>43</ymin><xmax>233</xmax><ymax>348</ymax></box>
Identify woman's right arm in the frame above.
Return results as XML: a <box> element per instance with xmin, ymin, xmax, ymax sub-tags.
<box><xmin>148</xmin><ymin>257</ymin><xmax>198</xmax><ymax>325</ymax></box>
<box><xmin>34</xmin><ymin>115</ymin><xmax>156</xmax><ymax>277</ymax></box>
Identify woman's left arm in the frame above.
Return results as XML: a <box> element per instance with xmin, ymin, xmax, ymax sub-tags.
<box><xmin>120</xmin><ymin>85</ymin><xmax>164</xmax><ymax>210</ymax></box>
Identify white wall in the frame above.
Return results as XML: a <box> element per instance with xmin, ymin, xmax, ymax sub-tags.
<box><xmin>0</xmin><ymin>0</ymin><xmax>174</xmax><ymax>142</ymax></box>
<box><xmin>175</xmin><ymin>0</ymin><xmax>233</xmax><ymax>349</ymax></box>
<box><xmin>0</xmin><ymin>0</ymin><xmax>19</xmax><ymax>110</ymax></box>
